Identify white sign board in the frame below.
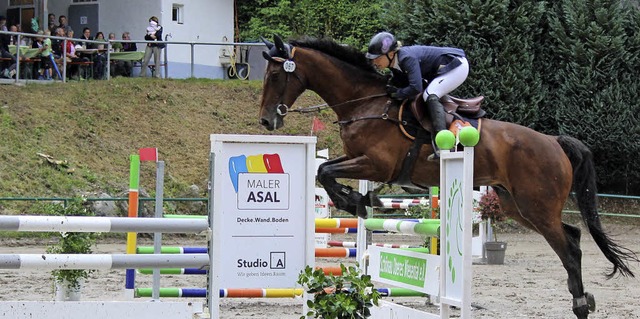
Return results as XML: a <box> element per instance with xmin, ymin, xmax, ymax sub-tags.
<box><xmin>209</xmin><ymin>134</ymin><xmax>316</xmax><ymax>318</ymax></box>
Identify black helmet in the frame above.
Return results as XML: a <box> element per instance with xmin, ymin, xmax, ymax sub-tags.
<box><xmin>366</xmin><ymin>32</ymin><xmax>397</xmax><ymax>59</ymax></box>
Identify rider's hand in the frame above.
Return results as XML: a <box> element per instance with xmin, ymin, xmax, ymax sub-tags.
<box><xmin>385</xmin><ymin>85</ymin><xmax>401</xmax><ymax>100</ymax></box>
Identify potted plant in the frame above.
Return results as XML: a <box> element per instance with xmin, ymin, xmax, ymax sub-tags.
<box><xmin>43</xmin><ymin>198</ymin><xmax>98</xmax><ymax>300</ymax></box>
<box><xmin>478</xmin><ymin>189</ymin><xmax>508</xmax><ymax>264</ymax></box>
<box><xmin>297</xmin><ymin>264</ymin><xmax>381</xmax><ymax>319</ymax></box>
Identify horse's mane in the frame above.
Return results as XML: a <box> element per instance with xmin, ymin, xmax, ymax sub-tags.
<box><xmin>289</xmin><ymin>37</ymin><xmax>383</xmax><ymax>78</ymax></box>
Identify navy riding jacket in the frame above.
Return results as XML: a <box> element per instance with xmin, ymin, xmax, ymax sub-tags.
<box><xmin>393</xmin><ymin>45</ymin><xmax>465</xmax><ymax>99</ymax></box>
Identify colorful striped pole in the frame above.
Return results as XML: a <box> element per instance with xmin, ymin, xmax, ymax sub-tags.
<box><xmin>135</xmin><ymin>287</ymin><xmax>426</xmax><ymax>298</ymax></box>
<box><xmin>125</xmin><ymin>154</ymin><xmax>140</xmax><ymax>291</ymax></box>
<box><xmin>314</xmin><ymin>218</ymin><xmax>359</xmax><ymax>228</ymax></box>
<box><xmin>138</xmin><ymin>268</ymin><xmax>207</xmax><ymax>275</ymax></box>
<box><xmin>364</xmin><ymin>219</ymin><xmax>440</xmax><ymax>236</ymax></box>
<box><xmin>327</xmin><ymin>241</ymin><xmax>420</xmax><ymax>249</ymax></box>
<box><xmin>430</xmin><ymin>186</ymin><xmax>439</xmax><ymax>255</ymax></box>
<box><xmin>136</xmin><ymin>247</ymin><xmax>208</xmax><ymax>254</ymax></box>
<box><xmin>137</xmin><ymin>265</ymin><xmax>344</xmax><ymax>276</ymax></box>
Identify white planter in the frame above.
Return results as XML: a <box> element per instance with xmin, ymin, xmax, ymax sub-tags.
<box><xmin>54</xmin><ymin>278</ymin><xmax>83</xmax><ymax>301</ymax></box>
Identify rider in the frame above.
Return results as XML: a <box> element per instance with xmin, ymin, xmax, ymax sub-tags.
<box><xmin>365</xmin><ymin>32</ymin><xmax>469</xmax><ymax>161</ymax></box>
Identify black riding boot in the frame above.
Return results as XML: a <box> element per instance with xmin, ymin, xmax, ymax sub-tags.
<box><xmin>425</xmin><ymin>94</ymin><xmax>447</xmax><ymax>162</ymax></box>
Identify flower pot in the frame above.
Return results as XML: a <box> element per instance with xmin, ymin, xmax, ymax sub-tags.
<box><xmin>54</xmin><ymin>278</ymin><xmax>83</xmax><ymax>301</ymax></box>
<box><xmin>484</xmin><ymin>241</ymin><xmax>507</xmax><ymax>265</ymax></box>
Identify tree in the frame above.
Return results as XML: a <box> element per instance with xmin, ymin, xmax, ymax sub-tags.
<box><xmin>544</xmin><ymin>0</ymin><xmax>640</xmax><ymax>193</ymax></box>
<box><xmin>237</xmin><ymin>0</ymin><xmax>382</xmax><ymax>47</ymax></box>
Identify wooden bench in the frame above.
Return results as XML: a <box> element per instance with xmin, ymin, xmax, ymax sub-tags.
<box><xmin>67</xmin><ymin>61</ymin><xmax>94</xmax><ymax>80</ymax></box>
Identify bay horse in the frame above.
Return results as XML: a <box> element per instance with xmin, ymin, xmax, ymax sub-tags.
<box><xmin>257</xmin><ymin>35</ymin><xmax>638</xmax><ymax>318</ymax></box>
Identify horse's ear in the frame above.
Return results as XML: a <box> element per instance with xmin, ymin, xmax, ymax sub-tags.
<box><xmin>274</xmin><ymin>34</ymin><xmax>290</xmax><ymax>59</ymax></box>
<box><xmin>261</xmin><ymin>36</ymin><xmax>274</xmax><ymax>49</ymax></box>
<box><xmin>262</xmin><ymin>50</ymin><xmax>275</xmax><ymax>61</ymax></box>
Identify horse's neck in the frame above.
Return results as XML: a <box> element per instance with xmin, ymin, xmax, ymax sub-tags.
<box><xmin>300</xmin><ymin>51</ymin><xmax>383</xmax><ymax>118</ymax></box>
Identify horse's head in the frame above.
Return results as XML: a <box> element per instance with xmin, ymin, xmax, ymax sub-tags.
<box><xmin>259</xmin><ymin>35</ymin><xmax>307</xmax><ymax>131</ymax></box>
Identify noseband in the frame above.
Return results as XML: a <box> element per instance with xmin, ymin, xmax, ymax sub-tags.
<box><xmin>270</xmin><ymin>48</ymin><xmax>304</xmax><ymax>117</ymax></box>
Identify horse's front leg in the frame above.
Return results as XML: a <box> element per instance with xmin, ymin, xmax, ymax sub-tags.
<box><xmin>317</xmin><ymin>155</ymin><xmax>384</xmax><ymax>218</ymax></box>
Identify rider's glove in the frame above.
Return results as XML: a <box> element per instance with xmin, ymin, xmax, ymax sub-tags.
<box><xmin>385</xmin><ymin>85</ymin><xmax>401</xmax><ymax>100</ymax></box>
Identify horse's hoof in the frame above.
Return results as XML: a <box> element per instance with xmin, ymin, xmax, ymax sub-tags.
<box><xmin>585</xmin><ymin>292</ymin><xmax>595</xmax><ymax>312</ymax></box>
<box><xmin>363</xmin><ymin>191</ymin><xmax>383</xmax><ymax>207</ymax></box>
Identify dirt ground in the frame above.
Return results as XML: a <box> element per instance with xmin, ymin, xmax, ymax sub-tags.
<box><xmin>0</xmin><ymin>221</ymin><xmax>638</xmax><ymax>319</ymax></box>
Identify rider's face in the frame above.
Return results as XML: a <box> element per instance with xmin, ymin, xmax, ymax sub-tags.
<box><xmin>371</xmin><ymin>53</ymin><xmax>392</xmax><ymax>70</ymax></box>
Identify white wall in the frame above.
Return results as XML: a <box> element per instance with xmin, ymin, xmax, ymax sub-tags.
<box><xmin>99</xmin><ymin>0</ymin><xmax>160</xmax><ymax>42</ymax></box>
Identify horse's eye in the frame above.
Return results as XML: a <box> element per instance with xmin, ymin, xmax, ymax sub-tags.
<box><xmin>268</xmin><ymin>72</ymin><xmax>280</xmax><ymax>82</ymax></box>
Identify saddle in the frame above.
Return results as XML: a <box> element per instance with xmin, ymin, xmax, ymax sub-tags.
<box><xmin>410</xmin><ymin>95</ymin><xmax>486</xmax><ymax>132</ymax></box>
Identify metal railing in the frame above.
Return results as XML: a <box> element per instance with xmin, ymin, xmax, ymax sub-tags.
<box><xmin>0</xmin><ymin>30</ymin><xmax>264</xmax><ymax>82</ymax></box>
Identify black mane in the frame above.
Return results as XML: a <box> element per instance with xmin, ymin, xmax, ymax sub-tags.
<box><xmin>289</xmin><ymin>37</ymin><xmax>382</xmax><ymax>76</ymax></box>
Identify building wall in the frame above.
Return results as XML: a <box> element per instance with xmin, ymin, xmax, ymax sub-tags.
<box><xmin>0</xmin><ymin>0</ymin><xmax>239</xmax><ymax>79</ymax></box>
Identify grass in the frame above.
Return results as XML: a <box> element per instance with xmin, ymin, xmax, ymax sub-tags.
<box><xmin>0</xmin><ymin>77</ymin><xmax>343</xmax><ymax>214</ymax></box>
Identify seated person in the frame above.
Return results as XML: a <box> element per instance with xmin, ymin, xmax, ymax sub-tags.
<box><xmin>63</xmin><ymin>30</ymin><xmax>90</xmax><ymax>80</ymax></box>
<box><xmin>113</xmin><ymin>32</ymin><xmax>138</xmax><ymax>77</ymax></box>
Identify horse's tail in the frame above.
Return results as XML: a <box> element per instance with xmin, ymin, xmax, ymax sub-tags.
<box><xmin>557</xmin><ymin>135</ymin><xmax>639</xmax><ymax>278</ymax></box>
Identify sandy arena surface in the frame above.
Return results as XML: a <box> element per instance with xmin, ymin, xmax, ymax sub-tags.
<box><xmin>0</xmin><ymin>222</ymin><xmax>638</xmax><ymax>319</ymax></box>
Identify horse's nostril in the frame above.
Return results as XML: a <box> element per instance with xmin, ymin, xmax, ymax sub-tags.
<box><xmin>260</xmin><ymin>118</ymin><xmax>270</xmax><ymax>127</ymax></box>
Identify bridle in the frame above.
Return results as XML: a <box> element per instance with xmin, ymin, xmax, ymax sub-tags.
<box><xmin>267</xmin><ymin>47</ymin><xmax>388</xmax><ymax>117</ymax></box>
<box><xmin>268</xmin><ymin>47</ymin><xmax>305</xmax><ymax>117</ymax></box>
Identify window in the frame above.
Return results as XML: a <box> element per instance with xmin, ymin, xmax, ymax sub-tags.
<box><xmin>9</xmin><ymin>0</ymin><xmax>34</xmax><ymax>6</ymax></box>
<box><xmin>172</xmin><ymin>4</ymin><xmax>184</xmax><ymax>24</ymax></box>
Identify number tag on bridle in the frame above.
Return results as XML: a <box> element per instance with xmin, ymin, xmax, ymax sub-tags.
<box><xmin>283</xmin><ymin>60</ymin><xmax>296</xmax><ymax>73</ymax></box>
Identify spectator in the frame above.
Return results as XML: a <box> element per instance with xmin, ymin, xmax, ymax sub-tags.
<box><xmin>117</xmin><ymin>31</ymin><xmax>137</xmax><ymax>77</ymax></box>
<box><xmin>108</xmin><ymin>32</ymin><xmax>122</xmax><ymax>52</ymax></box>
<box><xmin>140</xmin><ymin>16</ymin><xmax>163</xmax><ymax>78</ymax></box>
<box><xmin>57</xmin><ymin>15</ymin><xmax>72</xmax><ymax>34</ymax></box>
<box><xmin>78</xmin><ymin>27</ymin><xmax>93</xmax><ymax>49</ymax></box>
<box><xmin>48</xmin><ymin>13</ymin><xmax>56</xmax><ymax>33</ymax></box>
<box><xmin>31</xmin><ymin>31</ymin><xmax>43</xmax><ymax>78</ymax></box>
<box><xmin>50</xmin><ymin>27</ymin><xmax>65</xmax><ymax>58</ymax></box>
<box><xmin>13</xmin><ymin>24</ymin><xmax>29</xmax><ymax>46</ymax></box>
<box><xmin>37</xmin><ymin>29</ymin><xmax>53</xmax><ymax>80</ymax></box>
<box><xmin>93</xmin><ymin>31</ymin><xmax>107</xmax><ymax>79</ymax></box>
<box><xmin>122</xmin><ymin>32</ymin><xmax>137</xmax><ymax>52</ymax></box>
<box><xmin>0</xmin><ymin>16</ymin><xmax>17</xmax><ymax>78</ymax></box>
<box><xmin>63</xmin><ymin>30</ymin><xmax>89</xmax><ymax>80</ymax></box>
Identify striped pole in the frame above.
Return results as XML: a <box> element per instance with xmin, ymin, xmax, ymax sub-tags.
<box><xmin>0</xmin><ymin>254</ymin><xmax>209</xmax><ymax>270</ymax></box>
<box><xmin>136</xmin><ymin>247</ymin><xmax>208</xmax><ymax>254</ymax></box>
<box><xmin>379</xmin><ymin>198</ymin><xmax>430</xmax><ymax>209</ymax></box>
<box><xmin>126</xmin><ymin>154</ymin><xmax>140</xmax><ymax>290</ymax></box>
<box><xmin>430</xmin><ymin>186</ymin><xmax>439</xmax><ymax>255</ymax></box>
<box><xmin>135</xmin><ymin>287</ymin><xmax>426</xmax><ymax>298</ymax></box>
<box><xmin>315</xmin><ymin>248</ymin><xmax>357</xmax><ymax>258</ymax></box>
<box><xmin>137</xmin><ymin>265</ymin><xmax>343</xmax><ymax>276</ymax></box>
<box><xmin>139</xmin><ymin>268</ymin><xmax>207</xmax><ymax>275</ymax></box>
<box><xmin>327</xmin><ymin>241</ymin><xmax>420</xmax><ymax>249</ymax></box>
<box><xmin>364</xmin><ymin>219</ymin><xmax>440</xmax><ymax>236</ymax></box>
<box><xmin>314</xmin><ymin>218</ymin><xmax>359</xmax><ymax>228</ymax></box>
<box><xmin>0</xmin><ymin>216</ymin><xmax>209</xmax><ymax>233</ymax></box>
<box><xmin>315</xmin><ymin>227</ymin><xmax>387</xmax><ymax>234</ymax></box>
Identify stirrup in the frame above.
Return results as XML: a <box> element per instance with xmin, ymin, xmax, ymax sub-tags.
<box><xmin>427</xmin><ymin>152</ymin><xmax>440</xmax><ymax>162</ymax></box>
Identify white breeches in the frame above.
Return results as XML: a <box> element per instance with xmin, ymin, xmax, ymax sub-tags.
<box><xmin>423</xmin><ymin>57</ymin><xmax>469</xmax><ymax>100</ymax></box>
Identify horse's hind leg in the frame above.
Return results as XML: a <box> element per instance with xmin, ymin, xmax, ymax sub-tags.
<box><xmin>494</xmin><ymin>188</ymin><xmax>592</xmax><ymax>318</ymax></box>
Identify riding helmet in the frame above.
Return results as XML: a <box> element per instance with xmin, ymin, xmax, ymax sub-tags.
<box><xmin>365</xmin><ymin>32</ymin><xmax>397</xmax><ymax>59</ymax></box>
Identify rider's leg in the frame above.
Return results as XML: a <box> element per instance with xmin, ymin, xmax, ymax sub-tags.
<box><xmin>422</xmin><ymin>57</ymin><xmax>469</xmax><ymax>161</ymax></box>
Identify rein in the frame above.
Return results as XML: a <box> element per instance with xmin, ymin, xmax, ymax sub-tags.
<box><xmin>289</xmin><ymin>93</ymin><xmax>389</xmax><ymax>114</ymax></box>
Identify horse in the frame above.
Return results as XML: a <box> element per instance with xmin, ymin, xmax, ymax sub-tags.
<box><xmin>257</xmin><ymin>35</ymin><xmax>638</xmax><ymax>318</ymax></box>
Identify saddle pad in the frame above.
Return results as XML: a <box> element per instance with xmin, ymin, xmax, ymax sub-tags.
<box><xmin>399</xmin><ymin>102</ymin><xmax>481</xmax><ymax>141</ymax></box>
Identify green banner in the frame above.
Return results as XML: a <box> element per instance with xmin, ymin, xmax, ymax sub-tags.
<box><xmin>378</xmin><ymin>252</ymin><xmax>427</xmax><ymax>287</ymax></box>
